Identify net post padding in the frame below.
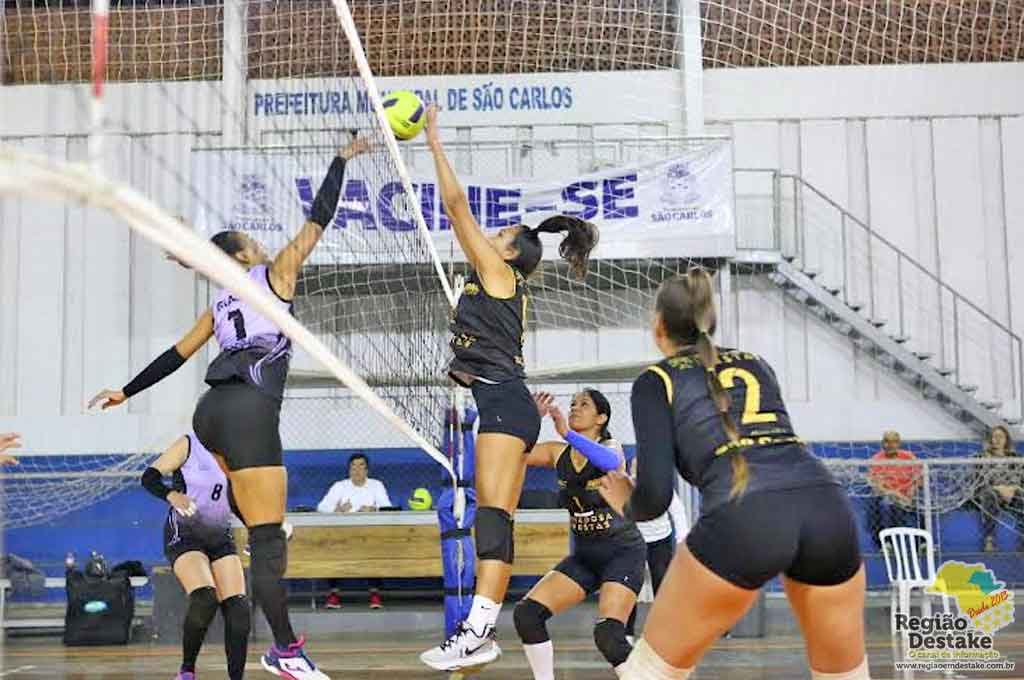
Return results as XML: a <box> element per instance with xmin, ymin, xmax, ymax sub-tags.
<box><xmin>0</xmin><ymin>146</ymin><xmax>455</xmax><ymax>486</ymax></box>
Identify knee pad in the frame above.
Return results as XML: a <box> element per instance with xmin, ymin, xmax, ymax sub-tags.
<box><xmin>475</xmin><ymin>506</ymin><xmax>514</xmax><ymax>564</ymax></box>
<box><xmin>812</xmin><ymin>658</ymin><xmax>870</xmax><ymax>680</ymax></box>
<box><xmin>249</xmin><ymin>523</ymin><xmax>288</xmax><ymax>592</ymax></box>
<box><xmin>185</xmin><ymin>586</ymin><xmax>219</xmax><ymax>630</ymax></box>
<box><xmin>594</xmin><ymin>618</ymin><xmax>632</xmax><ymax>668</ymax></box>
<box><xmin>513</xmin><ymin>598</ymin><xmax>553</xmax><ymax>645</ymax></box>
<box><xmin>220</xmin><ymin>594</ymin><xmax>251</xmax><ymax>633</ymax></box>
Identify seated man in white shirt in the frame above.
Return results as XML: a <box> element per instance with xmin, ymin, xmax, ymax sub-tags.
<box><xmin>316</xmin><ymin>453</ymin><xmax>393</xmax><ymax>609</ymax></box>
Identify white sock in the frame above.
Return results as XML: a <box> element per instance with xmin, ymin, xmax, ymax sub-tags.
<box><xmin>522</xmin><ymin>641</ymin><xmax>555</xmax><ymax>680</ymax></box>
<box><xmin>619</xmin><ymin>639</ymin><xmax>693</xmax><ymax>680</ymax></box>
<box><xmin>811</xmin><ymin>657</ymin><xmax>870</xmax><ymax>680</ymax></box>
<box><xmin>465</xmin><ymin>595</ymin><xmax>501</xmax><ymax>635</ymax></box>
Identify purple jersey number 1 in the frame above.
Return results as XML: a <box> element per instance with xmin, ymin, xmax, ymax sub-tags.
<box><xmin>227</xmin><ymin>309</ymin><xmax>247</xmax><ymax>341</ymax></box>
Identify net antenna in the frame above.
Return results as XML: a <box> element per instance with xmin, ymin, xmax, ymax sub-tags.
<box><xmin>88</xmin><ymin>0</ymin><xmax>109</xmax><ymax>166</ymax></box>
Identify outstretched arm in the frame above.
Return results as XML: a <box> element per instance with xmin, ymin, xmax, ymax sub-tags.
<box><xmin>141</xmin><ymin>436</ymin><xmax>198</xmax><ymax>517</ymax></box>
<box><xmin>88</xmin><ymin>310</ymin><xmax>214</xmax><ymax>410</ymax></box>
<box><xmin>270</xmin><ymin>136</ymin><xmax>371</xmax><ymax>299</ymax></box>
<box><xmin>425</xmin><ymin>106</ymin><xmax>514</xmax><ymax>296</ymax></box>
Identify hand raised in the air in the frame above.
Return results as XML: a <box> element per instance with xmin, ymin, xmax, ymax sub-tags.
<box><xmin>548</xmin><ymin>404</ymin><xmax>570</xmax><ymax>438</ymax></box>
<box><xmin>340</xmin><ymin>134</ymin><xmax>372</xmax><ymax>160</ymax></box>
<box><xmin>533</xmin><ymin>391</ymin><xmax>554</xmax><ymax>418</ymax></box>
<box><xmin>88</xmin><ymin>389</ymin><xmax>127</xmax><ymax>411</ymax></box>
<box><xmin>425</xmin><ymin>105</ymin><xmax>441</xmax><ymax>149</ymax></box>
<box><xmin>598</xmin><ymin>470</ymin><xmax>635</xmax><ymax>517</ymax></box>
<box><xmin>167</xmin><ymin>491</ymin><xmax>198</xmax><ymax>518</ymax></box>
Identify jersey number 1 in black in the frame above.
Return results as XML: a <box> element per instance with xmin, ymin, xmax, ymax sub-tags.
<box><xmin>227</xmin><ymin>309</ymin><xmax>247</xmax><ymax>341</ymax></box>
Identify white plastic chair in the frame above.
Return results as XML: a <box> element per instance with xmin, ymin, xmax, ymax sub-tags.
<box><xmin>878</xmin><ymin>527</ymin><xmax>951</xmax><ymax>635</ymax></box>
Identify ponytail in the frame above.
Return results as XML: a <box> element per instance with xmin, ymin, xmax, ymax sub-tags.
<box><xmin>658</xmin><ymin>267</ymin><xmax>750</xmax><ymax>500</ymax></box>
<box><xmin>510</xmin><ymin>215</ymin><xmax>598</xmax><ymax>279</ymax></box>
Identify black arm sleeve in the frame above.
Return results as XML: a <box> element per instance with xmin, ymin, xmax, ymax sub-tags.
<box><xmin>310</xmin><ymin>156</ymin><xmax>348</xmax><ymax>228</ymax></box>
<box><xmin>122</xmin><ymin>346</ymin><xmax>186</xmax><ymax>398</ymax></box>
<box><xmin>141</xmin><ymin>466</ymin><xmax>171</xmax><ymax>501</ymax></box>
<box><xmin>624</xmin><ymin>370</ymin><xmax>677</xmax><ymax>522</ymax></box>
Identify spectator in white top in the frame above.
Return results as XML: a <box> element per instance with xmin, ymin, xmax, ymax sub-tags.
<box><xmin>316</xmin><ymin>453</ymin><xmax>392</xmax><ymax>609</ymax></box>
<box><xmin>317</xmin><ymin>453</ymin><xmax>392</xmax><ymax>514</ymax></box>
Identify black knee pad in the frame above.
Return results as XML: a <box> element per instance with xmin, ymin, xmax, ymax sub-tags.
<box><xmin>593</xmin><ymin>618</ymin><xmax>632</xmax><ymax>667</ymax></box>
<box><xmin>220</xmin><ymin>593</ymin><xmax>251</xmax><ymax>634</ymax></box>
<box><xmin>513</xmin><ymin>598</ymin><xmax>553</xmax><ymax>645</ymax></box>
<box><xmin>185</xmin><ymin>586</ymin><xmax>219</xmax><ymax>630</ymax></box>
<box><xmin>249</xmin><ymin>523</ymin><xmax>288</xmax><ymax>593</ymax></box>
<box><xmin>475</xmin><ymin>506</ymin><xmax>514</xmax><ymax>564</ymax></box>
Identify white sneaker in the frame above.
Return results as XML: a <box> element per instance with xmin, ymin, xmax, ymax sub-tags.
<box><xmin>261</xmin><ymin>636</ymin><xmax>330</xmax><ymax>679</ymax></box>
<box><xmin>419</xmin><ymin>623</ymin><xmax>502</xmax><ymax>672</ymax></box>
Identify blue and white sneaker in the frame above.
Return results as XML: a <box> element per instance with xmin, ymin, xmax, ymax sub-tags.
<box><xmin>261</xmin><ymin>636</ymin><xmax>329</xmax><ymax>679</ymax></box>
<box><xmin>420</xmin><ymin>622</ymin><xmax>501</xmax><ymax>672</ymax></box>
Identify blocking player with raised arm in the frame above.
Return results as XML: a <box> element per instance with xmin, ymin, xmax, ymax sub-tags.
<box><xmin>600</xmin><ymin>269</ymin><xmax>870</xmax><ymax>680</ymax></box>
<box><xmin>143</xmin><ymin>433</ymin><xmax>248</xmax><ymax>680</ymax></box>
<box><xmin>419</xmin><ymin>105</ymin><xmax>599</xmax><ymax>672</ymax></box>
<box><xmin>513</xmin><ymin>390</ymin><xmax>645</xmax><ymax>680</ymax></box>
<box><xmin>89</xmin><ymin>135</ymin><xmax>370</xmax><ymax>680</ymax></box>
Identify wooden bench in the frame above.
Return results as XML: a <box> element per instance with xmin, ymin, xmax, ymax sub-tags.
<box><xmin>231</xmin><ymin>509</ymin><xmax>571</xmax><ymax>578</ymax></box>
<box><xmin>0</xmin><ymin>576</ymin><xmax>149</xmax><ymax>633</ymax></box>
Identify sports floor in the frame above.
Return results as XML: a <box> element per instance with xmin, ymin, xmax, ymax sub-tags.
<box><xmin>3</xmin><ymin>632</ymin><xmax>1023</xmax><ymax>679</ymax></box>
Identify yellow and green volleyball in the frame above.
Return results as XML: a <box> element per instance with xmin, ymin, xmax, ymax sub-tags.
<box><xmin>408</xmin><ymin>487</ymin><xmax>433</xmax><ymax>511</ymax></box>
<box><xmin>382</xmin><ymin>90</ymin><xmax>426</xmax><ymax>141</ymax></box>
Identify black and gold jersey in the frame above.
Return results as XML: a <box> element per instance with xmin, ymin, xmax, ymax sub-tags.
<box><xmin>556</xmin><ymin>443</ymin><xmax>640</xmax><ymax>541</ymax></box>
<box><xmin>449</xmin><ymin>268</ymin><xmax>528</xmax><ymax>384</ymax></box>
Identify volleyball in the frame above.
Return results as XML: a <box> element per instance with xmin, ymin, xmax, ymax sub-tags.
<box><xmin>408</xmin><ymin>487</ymin><xmax>433</xmax><ymax>511</ymax></box>
<box><xmin>382</xmin><ymin>90</ymin><xmax>426</xmax><ymax>140</ymax></box>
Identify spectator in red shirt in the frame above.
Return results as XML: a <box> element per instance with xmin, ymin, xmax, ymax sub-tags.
<box><xmin>866</xmin><ymin>431</ymin><xmax>922</xmax><ymax>549</ymax></box>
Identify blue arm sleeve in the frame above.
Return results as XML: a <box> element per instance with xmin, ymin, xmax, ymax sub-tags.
<box><xmin>563</xmin><ymin>431</ymin><xmax>622</xmax><ymax>472</ymax></box>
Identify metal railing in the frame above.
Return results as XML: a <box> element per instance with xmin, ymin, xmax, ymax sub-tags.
<box><xmin>739</xmin><ymin>167</ymin><xmax>1023</xmax><ymax>424</ymax></box>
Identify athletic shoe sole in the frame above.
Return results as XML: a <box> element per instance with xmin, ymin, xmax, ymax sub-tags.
<box><xmin>420</xmin><ymin>644</ymin><xmax>501</xmax><ymax>673</ymax></box>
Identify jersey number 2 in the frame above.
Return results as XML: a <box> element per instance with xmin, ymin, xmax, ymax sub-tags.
<box><xmin>717</xmin><ymin>368</ymin><xmax>777</xmax><ymax>424</ymax></box>
<box><xmin>227</xmin><ymin>309</ymin><xmax>247</xmax><ymax>341</ymax></box>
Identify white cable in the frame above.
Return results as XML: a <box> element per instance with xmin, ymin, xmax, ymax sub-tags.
<box><xmin>0</xmin><ymin>146</ymin><xmax>457</xmax><ymax>487</ymax></box>
<box><xmin>330</xmin><ymin>0</ymin><xmax>456</xmax><ymax>310</ymax></box>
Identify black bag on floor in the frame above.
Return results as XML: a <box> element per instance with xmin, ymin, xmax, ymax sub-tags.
<box><xmin>63</xmin><ymin>555</ymin><xmax>135</xmax><ymax>646</ymax></box>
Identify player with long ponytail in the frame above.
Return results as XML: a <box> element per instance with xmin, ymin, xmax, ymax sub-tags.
<box><xmin>600</xmin><ymin>268</ymin><xmax>870</xmax><ymax>680</ymax></box>
<box><xmin>420</xmin><ymin>105</ymin><xmax>599</xmax><ymax>672</ymax></box>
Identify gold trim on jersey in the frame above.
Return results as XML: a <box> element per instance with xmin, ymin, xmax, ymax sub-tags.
<box><xmin>713</xmin><ymin>434</ymin><xmax>803</xmax><ymax>457</ymax></box>
<box><xmin>646</xmin><ymin>365</ymin><xmax>674</xmax><ymax>403</ymax></box>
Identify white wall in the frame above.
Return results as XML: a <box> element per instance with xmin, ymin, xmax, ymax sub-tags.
<box><xmin>708</xmin><ymin>63</ymin><xmax>1024</xmax><ymax>417</ymax></box>
<box><xmin>4</xmin><ymin>63</ymin><xmax>1020</xmax><ymax>452</ymax></box>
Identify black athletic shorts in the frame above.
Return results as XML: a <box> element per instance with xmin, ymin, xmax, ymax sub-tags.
<box><xmin>686</xmin><ymin>483</ymin><xmax>862</xmax><ymax>590</ymax></box>
<box><xmin>192</xmin><ymin>382</ymin><xmax>283</xmax><ymax>470</ymax></box>
<box><xmin>471</xmin><ymin>378</ymin><xmax>541</xmax><ymax>450</ymax></box>
<box><xmin>163</xmin><ymin>512</ymin><xmax>237</xmax><ymax>566</ymax></box>
<box><xmin>555</xmin><ymin>532</ymin><xmax>647</xmax><ymax>596</ymax></box>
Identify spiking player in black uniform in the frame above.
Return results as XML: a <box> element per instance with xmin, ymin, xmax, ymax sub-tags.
<box><xmin>512</xmin><ymin>390</ymin><xmax>644</xmax><ymax>680</ymax></box>
<box><xmin>89</xmin><ymin>135</ymin><xmax>371</xmax><ymax>680</ymax></box>
<box><xmin>602</xmin><ymin>269</ymin><xmax>869</xmax><ymax>680</ymax></box>
<box><xmin>419</xmin><ymin>105</ymin><xmax>599</xmax><ymax>672</ymax></box>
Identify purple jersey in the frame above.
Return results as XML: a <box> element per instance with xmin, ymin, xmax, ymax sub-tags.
<box><xmin>171</xmin><ymin>433</ymin><xmax>232</xmax><ymax>529</ymax></box>
<box><xmin>205</xmin><ymin>264</ymin><xmax>293</xmax><ymax>399</ymax></box>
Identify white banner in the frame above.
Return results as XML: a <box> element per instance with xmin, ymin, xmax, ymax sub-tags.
<box><xmin>190</xmin><ymin>141</ymin><xmax>734</xmax><ymax>263</ymax></box>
